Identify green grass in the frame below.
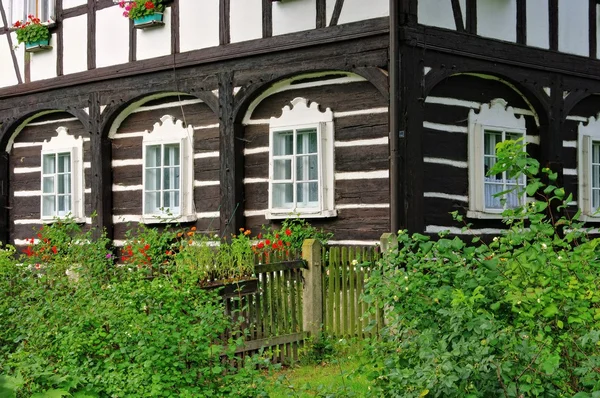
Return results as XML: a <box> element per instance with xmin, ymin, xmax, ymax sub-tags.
<box><xmin>265</xmin><ymin>351</ymin><xmax>373</xmax><ymax>397</ymax></box>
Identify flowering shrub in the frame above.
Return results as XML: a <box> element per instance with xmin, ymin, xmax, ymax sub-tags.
<box><xmin>253</xmin><ymin>218</ymin><xmax>332</xmax><ymax>259</ymax></box>
<box><xmin>364</xmin><ymin>139</ymin><xmax>600</xmax><ymax>397</ymax></box>
<box><xmin>119</xmin><ymin>0</ymin><xmax>164</xmax><ymax>19</ymax></box>
<box><xmin>12</xmin><ymin>15</ymin><xmax>50</xmax><ymax>45</ymax></box>
<box><xmin>121</xmin><ymin>223</ymin><xmax>177</xmax><ymax>273</ymax></box>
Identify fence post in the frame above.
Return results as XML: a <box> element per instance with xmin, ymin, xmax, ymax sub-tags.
<box><xmin>302</xmin><ymin>239</ymin><xmax>323</xmax><ymax>340</ymax></box>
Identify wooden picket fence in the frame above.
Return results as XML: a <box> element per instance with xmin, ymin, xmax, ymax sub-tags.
<box><xmin>321</xmin><ymin>245</ymin><xmax>384</xmax><ymax>338</ymax></box>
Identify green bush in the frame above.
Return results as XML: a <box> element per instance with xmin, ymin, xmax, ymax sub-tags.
<box><xmin>0</xmin><ymin>221</ymin><xmax>268</xmax><ymax>397</ymax></box>
<box><xmin>364</xmin><ymin>139</ymin><xmax>600</xmax><ymax>397</ymax></box>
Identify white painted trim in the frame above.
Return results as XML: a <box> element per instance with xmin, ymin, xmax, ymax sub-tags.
<box><xmin>113</xmin><ymin>184</ymin><xmax>143</xmax><ymax>191</ymax></box>
<box><xmin>194</xmin><ymin>180</ymin><xmax>220</xmax><ymax>187</ymax></box>
<box><xmin>424</xmin><ymin>192</ymin><xmax>469</xmax><ymax>202</ymax></box>
<box><xmin>27</xmin><ymin>117</ymin><xmax>79</xmax><ymax>126</ymax></box>
<box><xmin>6</xmin><ymin>111</ymin><xmax>60</xmax><ymax>152</ymax></box>
<box><xmin>563</xmin><ymin>168</ymin><xmax>578</xmax><ymax>176</ymax></box>
<box><xmin>193</xmin><ymin>123</ymin><xmax>220</xmax><ymax>130</ymax></box>
<box><xmin>423</xmin><ymin>157</ymin><xmax>468</xmax><ymax>168</ymax></box>
<box><xmin>244</xmin><ymin>147</ymin><xmax>269</xmax><ymax>155</ymax></box>
<box><xmin>112</xmin><ymin>159</ymin><xmax>143</xmax><ymax>167</ymax></box>
<box><xmin>425</xmin><ymin>225</ymin><xmax>505</xmax><ymax>235</ymax></box>
<box><xmin>333</xmin><ymin>108</ymin><xmax>388</xmax><ymax>118</ymax></box>
<box><xmin>193</xmin><ymin>151</ymin><xmax>219</xmax><ymax>159</ymax></box>
<box><xmin>335</xmin><ymin>203</ymin><xmax>389</xmax><ymax>209</ymax></box>
<box><xmin>335</xmin><ymin>170</ymin><xmax>389</xmax><ymax>180</ymax></box>
<box><xmin>111</xmin><ymin>132</ymin><xmax>144</xmax><ymax>139</ymax></box>
<box><xmin>425</xmin><ymin>96</ymin><xmax>480</xmax><ymax>109</ymax></box>
<box><xmin>244</xmin><ymin>178</ymin><xmax>268</xmax><ymax>184</ymax></box>
<box><xmin>567</xmin><ymin>115</ymin><xmax>588</xmax><ymax>122</ymax></box>
<box><xmin>14</xmin><ymin>190</ymin><xmax>41</xmax><ymax>197</ymax></box>
<box><xmin>423</xmin><ymin>121</ymin><xmax>468</xmax><ymax>133</ymax></box>
<box><xmin>328</xmin><ymin>239</ymin><xmax>379</xmax><ymax>246</ymax></box>
<box><xmin>132</xmin><ymin>98</ymin><xmax>203</xmax><ymax>113</ymax></box>
<box><xmin>335</xmin><ymin>137</ymin><xmax>388</xmax><ymax>147</ymax></box>
<box><xmin>526</xmin><ymin>135</ymin><xmax>540</xmax><ymax>145</ymax></box>
<box><xmin>563</xmin><ymin>140</ymin><xmax>577</xmax><ymax>148</ymax></box>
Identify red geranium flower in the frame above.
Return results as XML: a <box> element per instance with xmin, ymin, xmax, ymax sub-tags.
<box><xmin>265</xmin><ymin>239</ymin><xmax>271</xmax><ymax>245</ymax></box>
<box><xmin>145</xmin><ymin>1</ymin><xmax>155</xmax><ymax>10</ymax></box>
<box><xmin>51</xmin><ymin>246</ymin><xmax>57</xmax><ymax>254</ymax></box>
<box><xmin>285</xmin><ymin>228</ymin><xmax>292</xmax><ymax>236</ymax></box>
<box><xmin>257</xmin><ymin>241</ymin><xmax>265</xmax><ymax>249</ymax></box>
<box><xmin>24</xmin><ymin>246</ymin><xmax>33</xmax><ymax>257</ymax></box>
<box><xmin>144</xmin><ymin>244</ymin><xmax>150</xmax><ymax>251</ymax></box>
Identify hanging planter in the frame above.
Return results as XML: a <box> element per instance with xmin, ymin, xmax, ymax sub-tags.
<box><xmin>13</xmin><ymin>15</ymin><xmax>52</xmax><ymax>53</ymax></box>
<box><xmin>120</xmin><ymin>0</ymin><xmax>165</xmax><ymax>29</ymax></box>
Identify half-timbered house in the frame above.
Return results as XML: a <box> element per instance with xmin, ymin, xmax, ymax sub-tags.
<box><xmin>0</xmin><ymin>0</ymin><xmax>598</xmax><ymax>249</ymax></box>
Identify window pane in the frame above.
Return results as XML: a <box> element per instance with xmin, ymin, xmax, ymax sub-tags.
<box><xmin>164</xmin><ymin>144</ymin><xmax>180</xmax><ymax>167</ymax></box>
<box><xmin>272</xmin><ymin>183</ymin><xmax>293</xmax><ymax>208</ymax></box>
<box><xmin>296</xmin><ymin>154</ymin><xmax>319</xmax><ymax>181</ymax></box>
<box><xmin>145</xmin><ymin>168</ymin><xmax>160</xmax><ymax>191</ymax></box>
<box><xmin>273</xmin><ymin>159</ymin><xmax>292</xmax><ymax>180</ymax></box>
<box><xmin>57</xmin><ymin>173</ymin><xmax>71</xmax><ymax>195</ymax></box>
<box><xmin>42</xmin><ymin>195</ymin><xmax>54</xmax><ymax>217</ymax></box>
<box><xmin>484</xmin><ymin>131</ymin><xmax>502</xmax><ymax>156</ymax></box>
<box><xmin>297</xmin><ymin>129</ymin><xmax>317</xmax><ymax>154</ymax></box>
<box><xmin>163</xmin><ymin>191</ymin><xmax>180</xmax><ymax>213</ymax></box>
<box><xmin>57</xmin><ymin>153</ymin><xmax>70</xmax><ymax>173</ymax></box>
<box><xmin>484</xmin><ymin>181</ymin><xmax>503</xmax><ymax>209</ymax></box>
<box><xmin>273</xmin><ymin>132</ymin><xmax>293</xmax><ymax>156</ymax></box>
<box><xmin>57</xmin><ymin>195</ymin><xmax>71</xmax><ymax>214</ymax></box>
<box><xmin>42</xmin><ymin>176</ymin><xmax>54</xmax><ymax>194</ymax></box>
<box><xmin>484</xmin><ymin>156</ymin><xmax>500</xmax><ymax>180</ymax></box>
<box><xmin>145</xmin><ymin>192</ymin><xmax>160</xmax><ymax>214</ymax></box>
<box><xmin>593</xmin><ymin>189</ymin><xmax>600</xmax><ymax>211</ymax></box>
<box><xmin>297</xmin><ymin>182</ymin><xmax>319</xmax><ymax>208</ymax></box>
<box><xmin>146</xmin><ymin>145</ymin><xmax>161</xmax><ymax>167</ymax></box>
<box><xmin>11</xmin><ymin>0</ymin><xmax>26</xmax><ymax>22</ymax></box>
<box><xmin>43</xmin><ymin>154</ymin><xmax>55</xmax><ymax>174</ymax></box>
<box><xmin>504</xmin><ymin>184</ymin><xmax>521</xmax><ymax>208</ymax></box>
<box><xmin>163</xmin><ymin>166</ymin><xmax>180</xmax><ymax>190</ymax></box>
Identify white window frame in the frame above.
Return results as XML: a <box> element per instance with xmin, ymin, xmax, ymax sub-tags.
<box><xmin>577</xmin><ymin>114</ymin><xmax>600</xmax><ymax>220</ymax></box>
<box><xmin>40</xmin><ymin>126</ymin><xmax>84</xmax><ymax>222</ymax></box>
<box><xmin>9</xmin><ymin>0</ymin><xmax>55</xmax><ymax>24</ymax></box>
<box><xmin>141</xmin><ymin>115</ymin><xmax>195</xmax><ymax>223</ymax></box>
<box><xmin>468</xmin><ymin>98</ymin><xmax>527</xmax><ymax>219</ymax></box>
<box><xmin>267</xmin><ymin>97</ymin><xmax>336</xmax><ymax>219</ymax></box>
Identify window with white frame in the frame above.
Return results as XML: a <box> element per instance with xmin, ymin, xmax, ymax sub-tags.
<box><xmin>142</xmin><ymin>115</ymin><xmax>195</xmax><ymax>222</ymax></box>
<box><xmin>468</xmin><ymin>98</ymin><xmax>527</xmax><ymax>218</ymax></box>
<box><xmin>10</xmin><ymin>0</ymin><xmax>55</xmax><ymax>23</ymax></box>
<box><xmin>267</xmin><ymin>97</ymin><xmax>336</xmax><ymax>219</ymax></box>
<box><xmin>577</xmin><ymin>114</ymin><xmax>600</xmax><ymax>219</ymax></box>
<box><xmin>40</xmin><ymin>126</ymin><xmax>84</xmax><ymax>221</ymax></box>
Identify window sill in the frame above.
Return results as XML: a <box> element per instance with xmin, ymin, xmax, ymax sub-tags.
<box><xmin>579</xmin><ymin>214</ymin><xmax>600</xmax><ymax>223</ymax></box>
<box><xmin>466</xmin><ymin>210</ymin><xmax>505</xmax><ymax>220</ymax></box>
<box><xmin>41</xmin><ymin>216</ymin><xmax>85</xmax><ymax>224</ymax></box>
<box><xmin>141</xmin><ymin>214</ymin><xmax>197</xmax><ymax>224</ymax></box>
<box><xmin>266</xmin><ymin>209</ymin><xmax>337</xmax><ymax>220</ymax></box>
<box><xmin>9</xmin><ymin>21</ymin><xmax>57</xmax><ymax>32</ymax></box>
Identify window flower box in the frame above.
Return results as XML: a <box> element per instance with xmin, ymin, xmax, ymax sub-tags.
<box><xmin>133</xmin><ymin>12</ymin><xmax>164</xmax><ymax>28</ymax></box>
<box><xmin>120</xmin><ymin>0</ymin><xmax>165</xmax><ymax>29</ymax></box>
<box><xmin>13</xmin><ymin>15</ymin><xmax>52</xmax><ymax>53</ymax></box>
<box><xmin>25</xmin><ymin>38</ymin><xmax>52</xmax><ymax>53</ymax></box>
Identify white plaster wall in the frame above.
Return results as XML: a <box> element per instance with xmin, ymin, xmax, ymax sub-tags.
<box><xmin>0</xmin><ymin>0</ymin><xmax>5</xmax><ymax>28</ymax></box>
<box><xmin>10</xmin><ymin>31</ymin><xmax>24</xmax><ymax>82</ymax></box>
<box><xmin>527</xmin><ymin>0</ymin><xmax>549</xmax><ymax>49</ymax></box>
<box><xmin>62</xmin><ymin>15</ymin><xmax>87</xmax><ymax>75</ymax></box>
<box><xmin>0</xmin><ymin>35</ymin><xmax>19</xmax><ymax>87</ymax></box>
<box><xmin>63</xmin><ymin>0</ymin><xmax>86</xmax><ymax>10</ymax></box>
<box><xmin>272</xmin><ymin>0</ymin><xmax>315</xmax><ymax>35</ymax></box>
<box><xmin>179</xmin><ymin>0</ymin><xmax>219</xmax><ymax>52</ymax></box>
<box><xmin>230</xmin><ymin>0</ymin><xmax>262</xmax><ymax>42</ymax></box>
<box><xmin>96</xmin><ymin>6</ymin><xmax>129</xmax><ymax>68</ymax></box>
<box><xmin>418</xmin><ymin>0</ymin><xmax>456</xmax><ymax>30</ymax></box>
<box><xmin>477</xmin><ymin>0</ymin><xmax>516</xmax><ymax>42</ymax></box>
<box><xmin>136</xmin><ymin>8</ymin><xmax>171</xmax><ymax>60</ymax></box>
<box><xmin>338</xmin><ymin>0</ymin><xmax>388</xmax><ymax>25</ymax></box>
<box><xmin>30</xmin><ymin>32</ymin><xmax>57</xmax><ymax>81</ymax></box>
<box><xmin>558</xmin><ymin>0</ymin><xmax>588</xmax><ymax>57</ymax></box>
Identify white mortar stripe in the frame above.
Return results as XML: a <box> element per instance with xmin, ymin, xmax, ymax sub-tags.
<box><xmin>425</xmin><ymin>96</ymin><xmax>480</xmax><ymax>109</ymax></box>
<box><xmin>193</xmin><ymin>123</ymin><xmax>220</xmax><ymax>130</ymax></box>
<box><xmin>336</xmin><ymin>203</ymin><xmax>389</xmax><ymax>209</ymax></box>
<box><xmin>333</xmin><ymin>108</ymin><xmax>388</xmax><ymax>118</ymax></box>
<box><xmin>244</xmin><ymin>209</ymin><xmax>267</xmax><ymax>217</ymax></box>
<box><xmin>112</xmin><ymin>132</ymin><xmax>144</xmax><ymax>139</ymax></box>
<box><xmin>244</xmin><ymin>147</ymin><xmax>269</xmax><ymax>155</ymax></box>
<box><xmin>423</xmin><ymin>157</ymin><xmax>468</xmax><ymax>168</ymax></box>
<box><xmin>132</xmin><ymin>98</ymin><xmax>203</xmax><ymax>113</ymax></box>
<box><xmin>113</xmin><ymin>184</ymin><xmax>143</xmax><ymax>191</ymax></box>
<box><xmin>563</xmin><ymin>140</ymin><xmax>577</xmax><ymax>148</ymax></box>
<box><xmin>84</xmin><ymin>162</ymin><xmax>90</xmax><ymax>169</ymax></box>
<box><xmin>13</xmin><ymin>142</ymin><xmax>42</xmax><ymax>148</ymax></box>
<box><xmin>245</xmin><ymin>119</ymin><xmax>270</xmax><ymax>125</ymax></box>
<box><xmin>424</xmin><ymin>192</ymin><xmax>469</xmax><ymax>202</ymax></box>
<box><xmin>335</xmin><ymin>170</ymin><xmax>389</xmax><ymax>180</ymax></box>
<box><xmin>526</xmin><ymin>136</ymin><xmax>540</xmax><ymax>145</ymax></box>
<box><xmin>14</xmin><ymin>219</ymin><xmax>41</xmax><ymax>225</ymax></box>
<box><xmin>197</xmin><ymin>211</ymin><xmax>220</xmax><ymax>218</ymax></box>
<box><xmin>194</xmin><ymin>181</ymin><xmax>220</xmax><ymax>187</ymax></box>
<box><xmin>328</xmin><ymin>240</ymin><xmax>379</xmax><ymax>246</ymax></box>
<box><xmin>335</xmin><ymin>137</ymin><xmax>388</xmax><ymax>147</ymax></box>
<box><xmin>113</xmin><ymin>240</ymin><xmax>126</xmax><ymax>247</ymax></box>
<box><xmin>112</xmin><ymin>159</ymin><xmax>142</xmax><ymax>167</ymax></box>
<box><xmin>14</xmin><ymin>190</ymin><xmax>41</xmax><ymax>197</ymax></box>
<box><xmin>112</xmin><ymin>212</ymin><xmax>220</xmax><ymax>224</ymax></box>
<box><xmin>14</xmin><ymin>167</ymin><xmax>41</xmax><ymax>174</ymax></box>
<box><xmin>84</xmin><ymin>188</ymin><xmax>91</xmax><ymax>194</ymax></box>
<box><xmin>426</xmin><ymin>225</ymin><xmax>505</xmax><ymax>235</ymax></box>
<box><xmin>194</xmin><ymin>151</ymin><xmax>219</xmax><ymax>159</ymax></box>
<box><xmin>27</xmin><ymin>117</ymin><xmax>79</xmax><ymax>126</ymax></box>
<box><xmin>513</xmin><ymin>109</ymin><xmax>535</xmax><ymax>117</ymax></box>
<box><xmin>567</xmin><ymin>201</ymin><xmax>577</xmax><ymax>206</ymax></box>
<box><xmin>423</xmin><ymin>122</ymin><xmax>468</xmax><ymax>133</ymax></box>
<box><xmin>563</xmin><ymin>168</ymin><xmax>577</xmax><ymax>176</ymax></box>
<box><xmin>567</xmin><ymin>115</ymin><xmax>588</xmax><ymax>122</ymax></box>
<box><xmin>14</xmin><ymin>238</ymin><xmax>40</xmax><ymax>245</ymax></box>
<box><xmin>244</xmin><ymin>178</ymin><xmax>268</xmax><ymax>184</ymax></box>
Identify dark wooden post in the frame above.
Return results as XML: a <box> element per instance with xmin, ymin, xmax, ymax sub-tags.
<box><xmin>89</xmin><ymin>92</ymin><xmax>113</xmax><ymax>241</ymax></box>
<box><xmin>219</xmin><ymin>71</ymin><xmax>245</xmax><ymax>238</ymax></box>
<box><xmin>0</xmin><ymin>151</ymin><xmax>9</xmax><ymax>245</ymax></box>
<box><xmin>302</xmin><ymin>239</ymin><xmax>323</xmax><ymax>340</ymax></box>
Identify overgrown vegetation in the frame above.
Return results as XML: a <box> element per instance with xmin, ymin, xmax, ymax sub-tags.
<box><xmin>365</xmin><ymin>138</ymin><xmax>600</xmax><ymax>397</ymax></box>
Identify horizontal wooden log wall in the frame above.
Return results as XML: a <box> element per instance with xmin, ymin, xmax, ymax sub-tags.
<box><xmin>422</xmin><ymin>74</ymin><xmax>540</xmax><ymax>236</ymax></box>
<box><xmin>242</xmin><ymin>76</ymin><xmax>390</xmax><ymax>243</ymax></box>
<box><xmin>9</xmin><ymin>112</ymin><xmax>92</xmax><ymax>245</ymax></box>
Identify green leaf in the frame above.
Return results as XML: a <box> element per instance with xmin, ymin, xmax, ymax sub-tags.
<box><xmin>490</xmin><ymin>302</ymin><xmax>501</xmax><ymax>311</ymax></box>
<box><xmin>572</xmin><ymin>393</ymin><xmax>591</xmax><ymax>398</ymax></box>
<box><xmin>31</xmin><ymin>389</ymin><xmax>71</xmax><ymax>398</ymax></box>
<box><xmin>542</xmin><ymin>304</ymin><xmax>558</xmax><ymax>318</ymax></box>
<box><xmin>556</xmin><ymin>320</ymin><xmax>564</xmax><ymax>329</ymax></box>
<box><xmin>541</xmin><ymin>354</ymin><xmax>560</xmax><ymax>375</ymax></box>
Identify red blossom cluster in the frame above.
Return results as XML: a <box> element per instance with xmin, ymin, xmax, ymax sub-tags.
<box><xmin>22</xmin><ymin>232</ymin><xmax>58</xmax><ymax>262</ymax></box>
<box><xmin>119</xmin><ymin>0</ymin><xmax>157</xmax><ymax>18</ymax></box>
<box><xmin>122</xmin><ymin>241</ymin><xmax>151</xmax><ymax>266</ymax></box>
<box><xmin>252</xmin><ymin>228</ymin><xmax>293</xmax><ymax>254</ymax></box>
<box><xmin>13</xmin><ymin>15</ymin><xmax>46</xmax><ymax>29</ymax></box>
